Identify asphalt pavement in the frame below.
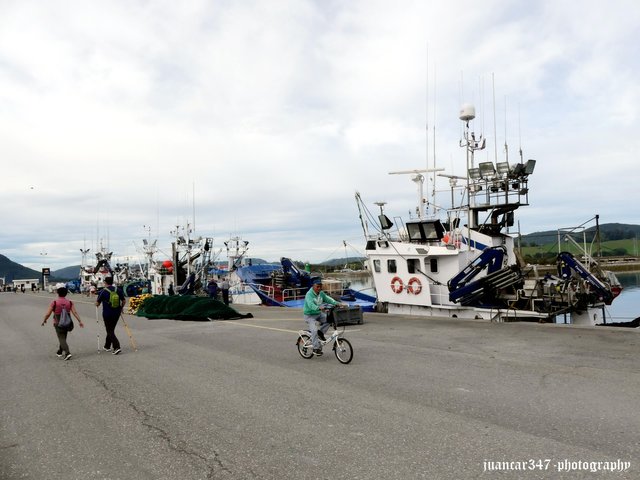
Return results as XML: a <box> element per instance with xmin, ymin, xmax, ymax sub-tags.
<box><xmin>1</xmin><ymin>292</ymin><xmax>638</xmax><ymax>479</ymax></box>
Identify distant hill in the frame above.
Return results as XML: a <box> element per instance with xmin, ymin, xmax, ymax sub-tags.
<box><xmin>0</xmin><ymin>254</ymin><xmax>41</xmax><ymax>282</ymax></box>
<box><xmin>53</xmin><ymin>265</ymin><xmax>81</xmax><ymax>280</ymax></box>
<box><xmin>319</xmin><ymin>257</ymin><xmax>367</xmax><ymax>267</ymax></box>
<box><xmin>0</xmin><ymin>254</ymin><xmax>79</xmax><ymax>284</ymax></box>
<box><xmin>523</xmin><ymin>223</ymin><xmax>640</xmax><ymax>246</ymax></box>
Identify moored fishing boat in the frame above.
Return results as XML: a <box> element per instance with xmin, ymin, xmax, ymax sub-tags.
<box><xmin>225</xmin><ymin>237</ymin><xmax>377</xmax><ymax>311</ymax></box>
<box><xmin>356</xmin><ymin>104</ymin><xmax>621</xmax><ymax>325</ymax></box>
<box><xmin>78</xmin><ymin>243</ymin><xmax>125</xmax><ymax>293</ymax></box>
<box><xmin>146</xmin><ymin>226</ymin><xmax>215</xmax><ymax>296</ymax></box>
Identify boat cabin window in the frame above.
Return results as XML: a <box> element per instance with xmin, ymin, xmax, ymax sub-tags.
<box><xmin>406</xmin><ymin>220</ymin><xmax>445</xmax><ymax>243</ymax></box>
<box><xmin>407</xmin><ymin>258</ymin><xmax>419</xmax><ymax>274</ymax></box>
<box><xmin>387</xmin><ymin>259</ymin><xmax>397</xmax><ymax>274</ymax></box>
<box><xmin>373</xmin><ymin>259</ymin><xmax>381</xmax><ymax>273</ymax></box>
<box><xmin>428</xmin><ymin>258</ymin><xmax>438</xmax><ymax>273</ymax></box>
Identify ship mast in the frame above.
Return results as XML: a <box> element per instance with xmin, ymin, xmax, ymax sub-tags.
<box><xmin>388</xmin><ymin>168</ymin><xmax>444</xmax><ymax>220</ymax></box>
<box><xmin>459</xmin><ymin>104</ymin><xmax>485</xmax><ymax>229</ymax></box>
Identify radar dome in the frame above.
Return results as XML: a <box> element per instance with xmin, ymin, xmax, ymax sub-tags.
<box><xmin>459</xmin><ymin>104</ymin><xmax>476</xmax><ymax>121</ymax></box>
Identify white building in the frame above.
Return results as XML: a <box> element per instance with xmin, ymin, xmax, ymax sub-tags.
<box><xmin>12</xmin><ymin>279</ymin><xmax>39</xmax><ymax>292</ymax></box>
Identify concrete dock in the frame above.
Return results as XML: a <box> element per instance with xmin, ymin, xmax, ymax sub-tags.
<box><xmin>1</xmin><ymin>292</ymin><xmax>638</xmax><ymax>479</ymax></box>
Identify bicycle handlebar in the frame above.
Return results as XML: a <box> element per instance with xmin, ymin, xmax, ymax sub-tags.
<box><xmin>321</xmin><ymin>303</ymin><xmax>347</xmax><ymax>310</ymax></box>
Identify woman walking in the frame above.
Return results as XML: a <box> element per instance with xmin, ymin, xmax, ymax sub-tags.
<box><xmin>42</xmin><ymin>283</ymin><xmax>84</xmax><ymax>360</ymax></box>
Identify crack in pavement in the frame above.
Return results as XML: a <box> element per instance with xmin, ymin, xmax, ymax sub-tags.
<box><xmin>0</xmin><ymin>443</ymin><xmax>20</xmax><ymax>450</ymax></box>
<box><xmin>80</xmin><ymin>368</ymin><xmax>232</xmax><ymax>479</ymax></box>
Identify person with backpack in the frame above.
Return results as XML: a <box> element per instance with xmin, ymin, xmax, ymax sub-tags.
<box><xmin>96</xmin><ymin>277</ymin><xmax>125</xmax><ymax>355</ymax></box>
<box><xmin>42</xmin><ymin>283</ymin><xmax>84</xmax><ymax>360</ymax></box>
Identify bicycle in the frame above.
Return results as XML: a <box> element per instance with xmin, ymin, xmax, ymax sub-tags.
<box><xmin>296</xmin><ymin>306</ymin><xmax>354</xmax><ymax>364</ymax></box>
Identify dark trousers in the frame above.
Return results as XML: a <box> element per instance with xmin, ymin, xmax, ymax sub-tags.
<box><xmin>222</xmin><ymin>289</ymin><xmax>229</xmax><ymax>305</ymax></box>
<box><xmin>54</xmin><ymin>326</ymin><xmax>70</xmax><ymax>355</ymax></box>
<box><xmin>103</xmin><ymin>314</ymin><xmax>121</xmax><ymax>350</ymax></box>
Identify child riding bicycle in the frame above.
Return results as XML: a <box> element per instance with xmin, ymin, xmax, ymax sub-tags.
<box><xmin>302</xmin><ymin>279</ymin><xmax>344</xmax><ymax>356</ymax></box>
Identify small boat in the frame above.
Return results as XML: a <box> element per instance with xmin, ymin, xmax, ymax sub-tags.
<box><xmin>356</xmin><ymin>103</ymin><xmax>621</xmax><ymax>325</ymax></box>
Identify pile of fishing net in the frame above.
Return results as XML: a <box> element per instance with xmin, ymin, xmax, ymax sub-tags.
<box><xmin>134</xmin><ymin>295</ymin><xmax>253</xmax><ymax>321</ymax></box>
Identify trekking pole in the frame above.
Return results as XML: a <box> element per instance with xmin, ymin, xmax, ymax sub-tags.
<box><xmin>120</xmin><ymin>313</ymin><xmax>137</xmax><ymax>351</ymax></box>
<box><xmin>95</xmin><ymin>306</ymin><xmax>101</xmax><ymax>353</ymax></box>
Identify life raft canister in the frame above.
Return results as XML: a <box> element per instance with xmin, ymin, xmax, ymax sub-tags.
<box><xmin>407</xmin><ymin>277</ymin><xmax>422</xmax><ymax>295</ymax></box>
<box><xmin>390</xmin><ymin>276</ymin><xmax>404</xmax><ymax>294</ymax></box>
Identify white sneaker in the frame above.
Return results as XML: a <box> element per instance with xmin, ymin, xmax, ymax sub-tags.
<box><xmin>112</xmin><ymin>348</ymin><xmax>121</xmax><ymax>355</ymax></box>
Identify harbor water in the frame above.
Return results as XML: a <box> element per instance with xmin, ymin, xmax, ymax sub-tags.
<box><xmin>344</xmin><ymin>271</ymin><xmax>640</xmax><ymax>323</ymax></box>
<box><xmin>606</xmin><ymin>271</ymin><xmax>640</xmax><ymax>322</ymax></box>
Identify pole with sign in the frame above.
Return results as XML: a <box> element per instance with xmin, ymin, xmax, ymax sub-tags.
<box><xmin>41</xmin><ymin>268</ymin><xmax>50</xmax><ymax>291</ymax></box>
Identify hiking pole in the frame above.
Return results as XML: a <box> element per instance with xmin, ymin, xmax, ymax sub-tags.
<box><xmin>120</xmin><ymin>313</ymin><xmax>137</xmax><ymax>351</ymax></box>
<box><xmin>95</xmin><ymin>307</ymin><xmax>101</xmax><ymax>353</ymax></box>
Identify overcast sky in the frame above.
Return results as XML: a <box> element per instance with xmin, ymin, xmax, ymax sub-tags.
<box><xmin>2</xmin><ymin>0</ymin><xmax>639</xmax><ymax>271</ymax></box>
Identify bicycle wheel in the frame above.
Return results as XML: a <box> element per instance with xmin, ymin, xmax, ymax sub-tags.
<box><xmin>333</xmin><ymin>337</ymin><xmax>353</xmax><ymax>364</ymax></box>
<box><xmin>297</xmin><ymin>334</ymin><xmax>314</xmax><ymax>359</ymax></box>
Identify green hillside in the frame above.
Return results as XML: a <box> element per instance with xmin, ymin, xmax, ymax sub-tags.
<box><xmin>522</xmin><ymin>223</ymin><xmax>640</xmax><ymax>246</ymax></box>
<box><xmin>0</xmin><ymin>254</ymin><xmax>41</xmax><ymax>282</ymax></box>
<box><xmin>0</xmin><ymin>254</ymin><xmax>75</xmax><ymax>283</ymax></box>
<box><xmin>520</xmin><ymin>239</ymin><xmax>639</xmax><ymax>263</ymax></box>
<box><xmin>52</xmin><ymin>265</ymin><xmax>81</xmax><ymax>280</ymax></box>
<box><xmin>520</xmin><ymin>223</ymin><xmax>640</xmax><ymax>263</ymax></box>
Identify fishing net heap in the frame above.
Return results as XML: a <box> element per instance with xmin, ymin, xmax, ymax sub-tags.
<box><xmin>128</xmin><ymin>293</ymin><xmax>153</xmax><ymax>314</ymax></box>
<box><xmin>134</xmin><ymin>295</ymin><xmax>253</xmax><ymax>321</ymax></box>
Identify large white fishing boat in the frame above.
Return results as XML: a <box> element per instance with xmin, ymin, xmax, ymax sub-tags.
<box><xmin>356</xmin><ymin>104</ymin><xmax>621</xmax><ymax>325</ymax></box>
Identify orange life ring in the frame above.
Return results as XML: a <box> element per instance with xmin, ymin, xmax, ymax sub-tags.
<box><xmin>407</xmin><ymin>277</ymin><xmax>422</xmax><ymax>295</ymax></box>
<box><xmin>390</xmin><ymin>276</ymin><xmax>404</xmax><ymax>294</ymax></box>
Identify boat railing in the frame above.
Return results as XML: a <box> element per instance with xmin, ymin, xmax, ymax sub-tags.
<box><xmin>251</xmin><ymin>282</ymin><xmax>276</xmax><ymax>298</ymax></box>
<box><xmin>429</xmin><ymin>284</ymin><xmax>451</xmax><ymax>306</ymax></box>
<box><xmin>282</xmin><ymin>287</ymin><xmax>307</xmax><ymax>302</ymax></box>
<box><xmin>468</xmin><ymin>169</ymin><xmax>531</xmax><ymax>211</ymax></box>
<box><xmin>230</xmin><ymin>281</ymin><xmax>256</xmax><ymax>295</ymax></box>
